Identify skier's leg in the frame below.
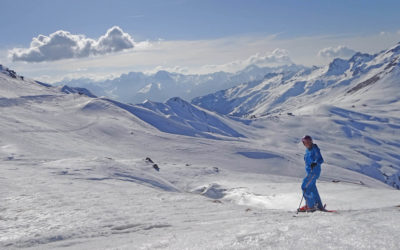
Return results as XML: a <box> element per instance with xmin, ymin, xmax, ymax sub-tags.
<box><xmin>308</xmin><ymin>183</ymin><xmax>319</xmax><ymax>208</ymax></box>
<box><xmin>302</xmin><ymin>173</ymin><xmax>317</xmax><ymax>207</ymax></box>
<box><xmin>303</xmin><ymin>188</ymin><xmax>313</xmax><ymax>207</ymax></box>
<box><xmin>302</xmin><ymin>173</ymin><xmax>317</xmax><ymax>190</ymax></box>
<box><xmin>314</xmin><ymin>184</ymin><xmax>324</xmax><ymax>210</ymax></box>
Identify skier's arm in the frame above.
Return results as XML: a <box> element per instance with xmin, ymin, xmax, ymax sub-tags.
<box><xmin>309</xmin><ymin>146</ymin><xmax>324</xmax><ymax>170</ymax></box>
<box><xmin>314</xmin><ymin>146</ymin><xmax>324</xmax><ymax>165</ymax></box>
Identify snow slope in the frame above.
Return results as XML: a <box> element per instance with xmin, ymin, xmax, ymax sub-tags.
<box><xmin>0</xmin><ymin>62</ymin><xmax>399</xmax><ymax>249</ymax></box>
<box><xmin>77</xmin><ymin>95</ymin><xmax>245</xmax><ymax>139</ymax></box>
<box><xmin>121</xmin><ymin>97</ymin><xmax>244</xmax><ymax>139</ymax></box>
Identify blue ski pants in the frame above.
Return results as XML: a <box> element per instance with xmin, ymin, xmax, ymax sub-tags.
<box><xmin>302</xmin><ymin>170</ymin><xmax>323</xmax><ymax>209</ymax></box>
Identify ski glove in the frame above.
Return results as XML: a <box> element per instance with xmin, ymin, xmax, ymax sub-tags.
<box><xmin>311</xmin><ymin>162</ymin><xmax>317</xmax><ymax>169</ymax></box>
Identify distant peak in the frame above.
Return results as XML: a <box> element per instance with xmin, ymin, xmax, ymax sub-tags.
<box><xmin>350</xmin><ymin>52</ymin><xmax>370</xmax><ymax>58</ymax></box>
<box><xmin>331</xmin><ymin>58</ymin><xmax>348</xmax><ymax>63</ymax></box>
<box><xmin>61</xmin><ymin>85</ymin><xmax>97</xmax><ymax>98</ymax></box>
<box><xmin>326</xmin><ymin>58</ymin><xmax>350</xmax><ymax>76</ymax></box>
<box><xmin>167</xmin><ymin>96</ymin><xmax>186</xmax><ymax>103</ymax></box>
<box><xmin>142</xmin><ymin>99</ymin><xmax>159</xmax><ymax>105</ymax></box>
<box><xmin>154</xmin><ymin>70</ymin><xmax>171</xmax><ymax>78</ymax></box>
<box><xmin>166</xmin><ymin>97</ymin><xmax>193</xmax><ymax>108</ymax></box>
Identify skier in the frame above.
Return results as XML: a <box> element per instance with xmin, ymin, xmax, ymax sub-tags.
<box><xmin>298</xmin><ymin>135</ymin><xmax>324</xmax><ymax>212</ymax></box>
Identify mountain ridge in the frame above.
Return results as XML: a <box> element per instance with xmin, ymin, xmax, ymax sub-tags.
<box><xmin>55</xmin><ymin>64</ymin><xmax>306</xmax><ymax>104</ymax></box>
<box><xmin>192</xmin><ymin>41</ymin><xmax>400</xmax><ymax>118</ymax></box>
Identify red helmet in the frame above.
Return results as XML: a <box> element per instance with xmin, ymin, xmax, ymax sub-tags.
<box><xmin>302</xmin><ymin>135</ymin><xmax>313</xmax><ymax>143</ymax></box>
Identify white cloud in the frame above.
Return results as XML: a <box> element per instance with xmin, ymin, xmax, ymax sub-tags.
<box><xmin>149</xmin><ymin>65</ymin><xmax>190</xmax><ymax>74</ymax></box>
<box><xmin>318</xmin><ymin>45</ymin><xmax>356</xmax><ymax>59</ymax></box>
<box><xmin>245</xmin><ymin>48</ymin><xmax>292</xmax><ymax>66</ymax></box>
<box><xmin>7</xmin><ymin>31</ymin><xmax>400</xmax><ymax>83</ymax></box>
<box><xmin>9</xmin><ymin>26</ymin><xmax>135</xmax><ymax>62</ymax></box>
<box><xmin>201</xmin><ymin>48</ymin><xmax>293</xmax><ymax>73</ymax></box>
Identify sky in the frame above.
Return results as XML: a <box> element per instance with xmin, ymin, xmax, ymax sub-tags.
<box><xmin>1</xmin><ymin>0</ymin><xmax>400</xmax><ymax>82</ymax></box>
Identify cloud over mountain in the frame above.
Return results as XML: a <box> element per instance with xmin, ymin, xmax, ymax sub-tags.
<box><xmin>246</xmin><ymin>48</ymin><xmax>292</xmax><ymax>66</ymax></box>
<box><xmin>318</xmin><ymin>45</ymin><xmax>356</xmax><ymax>59</ymax></box>
<box><xmin>202</xmin><ymin>48</ymin><xmax>293</xmax><ymax>73</ymax></box>
<box><xmin>9</xmin><ymin>26</ymin><xmax>135</xmax><ymax>62</ymax></box>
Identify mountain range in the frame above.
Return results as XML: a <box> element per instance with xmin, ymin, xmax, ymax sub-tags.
<box><xmin>193</xmin><ymin>42</ymin><xmax>400</xmax><ymax>118</ymax></box>
<box><xmin>56</xmin><ymin>64</ymin><xmax>305</xmax><ymax>104</ymax></box>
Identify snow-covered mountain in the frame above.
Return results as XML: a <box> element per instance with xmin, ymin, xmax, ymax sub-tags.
<box><xmin>0</xmin><ymin>64</ymin><xmax>21</xmax><ymax>79</ymax></box>
<box><xmin>56</xmin><ymin>64</ymin><xmax>305</xmax><ymax>104</ymax></box>
<box><xmin>121</xmin><ymin>97</ymin><xmax>244</xmax><ymax>139</ymax></box>
<box><xmin>192</xmin><ymin>42</ymin><xmax>400</xmax><ymax>118</ymax></box>
<box><xmin>1</xmin><ymin>49</ymin><xmax>399</xmax><ymax>249</ymax></box>
<box><xmin>79</xmin><ymin>96</ymin><xmax>244</xmax><ymax>139</ymax></box>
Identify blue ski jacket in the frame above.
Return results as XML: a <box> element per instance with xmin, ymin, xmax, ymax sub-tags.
<box><xmin>304</xmin><ymin>144</ymin><xmax>324</xmax><ymax>175</ymax></box>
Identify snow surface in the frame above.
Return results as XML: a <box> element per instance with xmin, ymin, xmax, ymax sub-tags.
<box><xmin>1</xmin><ymin>44</ymin><xmax>400</xmax><ymax>249</ymax></box>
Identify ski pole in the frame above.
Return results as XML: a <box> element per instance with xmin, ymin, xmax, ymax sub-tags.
<box><xmin>296</xmin><ymin>192</ymin><xmax>304</xmax><ymax>214</ymax></box>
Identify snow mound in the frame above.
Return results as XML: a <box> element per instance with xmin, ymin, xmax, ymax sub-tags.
<box><xmin>60</xmin><ymin>85</ymin><xmax>97</xmax><ymax>98</ymax></box>
<box><xmin>192</xmin><ymin>183</ymin><xmax>227</xmax><ymax>199</ymax></box>
<box><xmin>80</xmin><ymin>96</ymin><xmax>244</xmax><ymax>138</ymax></box>
<box><xmin>123</xmin><ymin>97</ymin><xmax>244</xmax><ymax>139</ymax></box>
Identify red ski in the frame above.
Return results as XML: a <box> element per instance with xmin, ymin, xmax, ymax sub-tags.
<box><xmin>296</xmin><ymin>204</ymin><xmax>337</xmax><ymax>214</ymax></box>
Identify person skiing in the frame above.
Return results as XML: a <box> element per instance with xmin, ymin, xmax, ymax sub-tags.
<box><xmin>298</xmin><ymin>135</ymin><xmax>324</xmax><ymax>212</ymax></box>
